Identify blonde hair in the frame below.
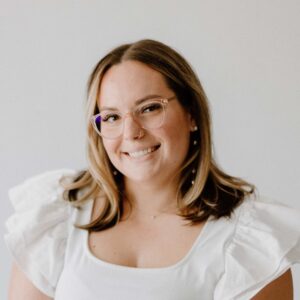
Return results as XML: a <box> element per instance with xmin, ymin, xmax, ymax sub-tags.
<box><xmin>61</xmin><ymin>39</ymin><xmax>254</xmax><ymax>232</ymax></box>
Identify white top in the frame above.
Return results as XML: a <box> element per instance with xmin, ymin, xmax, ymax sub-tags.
<box><xmin>4</xmin><ymin>169</ymin><xmax>300</xmax><ymax>300</ymax></box>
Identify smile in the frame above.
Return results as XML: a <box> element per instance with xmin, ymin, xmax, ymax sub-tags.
<box><xmin>125</xmin><ymin>145</ymin><xmax>160</xmax><ymax>158</ymax></box>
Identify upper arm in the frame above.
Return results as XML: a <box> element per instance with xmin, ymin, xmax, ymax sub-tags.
<box><xmin>252</xmin><ymin>269</ymin><xmax>293</xmax><ymax>300</ymax></box>
<box><xmin>8</xmin><ymin>263</ymin><xmax>52</xmax><ymax>300</ymax></box>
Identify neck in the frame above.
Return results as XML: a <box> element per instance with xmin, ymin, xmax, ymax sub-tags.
<box><xmin>123</xmin><ymin>178</ymin><xmax>180</xmax><ymax>216</ymax></box>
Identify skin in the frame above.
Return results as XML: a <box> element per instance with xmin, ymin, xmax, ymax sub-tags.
<box><xmin>7</xmin><ymin>60</ymin><xmax>294</xmax><ymax>299</ymax></box>
<box><xmin>8</xmin><ymin>263</ymin><xmax>51</xmax><ymax>300</ymax></box>
<box><xmin>252</xmin><ymin>269</ymin><xmax>293</xmax><ymax>299</ymax></box>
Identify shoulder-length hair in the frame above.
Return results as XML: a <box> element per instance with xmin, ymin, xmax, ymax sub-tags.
<box><xmin>61</xmin><ymin>39</ymin><xmax>254</xmax><ymax>232</ymax></box>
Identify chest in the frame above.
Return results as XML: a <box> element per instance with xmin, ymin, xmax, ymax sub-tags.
<box><xmin>88</xmin><ymin>217</ymin><xmax>205</xmax><ymax>268</ymax></box>
<box><xmin>57</xmin><ymin>204</ymin><xmax>228</xmax><ymax>300</ymax></box>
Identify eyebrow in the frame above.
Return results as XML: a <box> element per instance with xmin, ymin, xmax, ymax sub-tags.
<box><xmin>99</xmin><ymin>94</ymin><xmax>163</xmax><ymax>111</ymax></box>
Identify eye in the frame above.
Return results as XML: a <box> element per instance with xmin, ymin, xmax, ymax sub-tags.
<box><xmin>140</xmin><ymin>103</ymin><xmax>163</xmax><ymax>114</ymax></box>
<box><xmin>102</xmin><ymin>113</ymin><xmax>120</xmax><ymax>123</ymax></box>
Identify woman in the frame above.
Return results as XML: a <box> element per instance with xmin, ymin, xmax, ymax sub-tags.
<box><xmin>5</xmin><ymin>39</ymin><xmax>300</xmax><ymax>299</ymax></box>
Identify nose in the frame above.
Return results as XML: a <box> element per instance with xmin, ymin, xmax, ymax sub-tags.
<box><xmin>122</xmin><ymin>113</ymin><xmax>144</xmax><ymax>140</ymax></box>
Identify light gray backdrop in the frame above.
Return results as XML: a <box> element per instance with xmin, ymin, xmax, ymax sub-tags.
<box><xmin>1</xmin><ymin>0</ymin><xmax>299</xmax><ymax>298</ymax></box>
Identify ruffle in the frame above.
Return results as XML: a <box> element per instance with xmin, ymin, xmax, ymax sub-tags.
<box><xmin>214</xmin><ymin>195</ymin><xmax>300</xmax><ymax>300</ymax></box>
<box><xmin>4</xmin><ymin>168</ymin><xmax>77</xmax><ymax>297</ymax></box>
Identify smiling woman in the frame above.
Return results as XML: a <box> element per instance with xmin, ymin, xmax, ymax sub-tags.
<box><xmin>99</xmin><ymin>60</ymin><xmax>193</xmax><ymax>187</ymax></box>
<box><xmin>4</xmin><ymin>39</ymin><xmax>300</xmax><ymax>300</ymax></box>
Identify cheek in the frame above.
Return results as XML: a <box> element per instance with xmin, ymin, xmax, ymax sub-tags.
<box><xmin>158</xmin><ymin>123</ymin><xmax>191</xmax><ymax>153</ymax></box>
<box><xmin>162</xmin><ymin>112</ymin><xmax>191</xmax><ymax>141</ymax></box>
<box><xmin>102</xmin><ymin>140</ymin><xmax>119</xmax><ymax>159</ymax></box>
<box><xmin>161</xmin><ymin>109</ymin><xmax>192</xmax><ymax>143</ymax></box>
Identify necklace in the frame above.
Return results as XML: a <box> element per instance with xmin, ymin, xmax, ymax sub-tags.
<box><xmin>122</xmin><ymin>195</ymin><xmax>178</xmax><ymax>220</ymax></box>
<box><xmin>133</xmin><ymin>205</ymin><xmax>178</xmax><ymax>220</ymax></box>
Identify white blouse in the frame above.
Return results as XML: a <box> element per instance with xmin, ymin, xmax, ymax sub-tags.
<box><xmin>4</xmin><ymin>169</ymin><xmax>300</xmax><ymax>300</ymax></box>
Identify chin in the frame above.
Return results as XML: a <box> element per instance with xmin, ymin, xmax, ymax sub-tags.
<box><xmin>121</xmin><ymin>168</ymin><xmax>160</xmax><ymax>184</ymax></box>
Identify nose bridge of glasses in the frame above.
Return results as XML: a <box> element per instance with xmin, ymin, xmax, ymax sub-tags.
<box><xmin>123</xmin><ymin>110</ymin><xmax>141</xmax><ymax>124</ymax></box>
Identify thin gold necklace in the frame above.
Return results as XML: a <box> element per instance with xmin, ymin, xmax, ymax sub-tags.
<box><xmin>133</xmin><ymin>205</ymin><xmax>178</xmax><ymax>220</ymax></box>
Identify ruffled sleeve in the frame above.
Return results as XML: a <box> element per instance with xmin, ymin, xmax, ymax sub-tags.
<box><xmin>4</xmin><ymin>168</ymin><xmax>78</xmax><ymax>297</ymax></box>
<box><xmin>214</xmin><ymin>195</ymin><xmax>300</xmax><ymax>300</ymax></box>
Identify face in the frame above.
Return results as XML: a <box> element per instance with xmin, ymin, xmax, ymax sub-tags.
<box><xmin>98</xmin><ymin>60</ymin><xmax>195</xmax><ymax>186</ymax></box>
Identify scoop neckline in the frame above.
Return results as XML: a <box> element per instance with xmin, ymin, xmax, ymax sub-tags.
<box><xmin>83</xmin><ymin>199</ymin><xmax>213</xmax><ymax>272</ymax></box>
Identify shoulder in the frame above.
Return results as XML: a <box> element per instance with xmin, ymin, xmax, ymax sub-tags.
<box><xmin>8</xmin><ymin>168</ymin><xmax>78</xmax><ymax>199</ymax></box>
<box><xmin>214</xmin><ymin>194</ymin><xmax>300</xmax><ymax>300</ymax></box>
<box><xmin>4</xmin><ymin>168</ymin><xmax>79</xmax><ymax>297</ymax></box>
<box><xmin>227</xmin><ymin>193</ymin><xmax>300</xmax><ymax>238</ymax></box>
<box><xmin>6</xmin><ymin>167</ymin><xmax>79</xmax><ymax>223</ymax></box>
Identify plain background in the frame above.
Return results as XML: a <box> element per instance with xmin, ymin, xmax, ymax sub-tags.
<box><xmin>1</xmin><ymin>0</ymin><xmax>299</xmax><ymax>298</ymax></box>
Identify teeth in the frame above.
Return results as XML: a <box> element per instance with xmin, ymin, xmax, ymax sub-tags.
<box><xmin>128</xmin><ymin>147</ymin><xmax>156</xmax><ymax>158</ymax></box>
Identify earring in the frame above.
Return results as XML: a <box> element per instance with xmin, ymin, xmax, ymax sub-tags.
<box><xmin>113</xmin><ymin>170</ymin><xmax>118</xmax><ymax>176</ymax></box>
<box><xmin>191</xmin><ymin>168</ymin><xmax>196</xmax><ymax>185</ymax></box>
<box><xmin>192</xmin><ymin>125</ymin><xmax>198</xmax><ymax>145</ymax></box>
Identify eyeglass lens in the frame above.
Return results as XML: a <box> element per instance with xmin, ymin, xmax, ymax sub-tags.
<box><xmin>94</xmin><ymin>99</ymin><xmax>166</xmax><ymax>138</ymax></box>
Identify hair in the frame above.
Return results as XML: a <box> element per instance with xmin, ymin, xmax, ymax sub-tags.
<box><xmin>61</xmin><ymin>39</ymin><xmax>255</xmax><ymax>232</ymax></box>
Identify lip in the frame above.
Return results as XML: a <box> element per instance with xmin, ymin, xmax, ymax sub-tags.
<box><xmin>122</xmin><ymin>144</ymin><xmax>161</xmax><ymax>159</ymax></box>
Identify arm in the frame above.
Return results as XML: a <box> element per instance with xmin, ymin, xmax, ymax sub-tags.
<box><xmin>8</xmin><ymin>263</ymin><xmax>52</xmax><ymax>300</ymax></box>
<box><xmin>252</xmin><ymin>269</ymin><xmax>293</xmax><ymax>300</ymax></box>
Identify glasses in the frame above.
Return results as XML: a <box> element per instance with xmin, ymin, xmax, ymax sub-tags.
<box><xmin>91</xmin><ymin>96</ymin><xmax>176</xmax><ymax>139</ymax></box>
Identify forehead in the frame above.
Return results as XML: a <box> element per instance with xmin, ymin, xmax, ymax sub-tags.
<box><xmin>98</xmin><ymin>60</ymin><xmax>172</xmax><ymax>108</ymax></box>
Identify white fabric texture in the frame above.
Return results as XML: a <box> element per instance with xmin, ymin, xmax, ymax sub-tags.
<box><xmin>214</xmin><ymin>197</ymin><xmax>300</xmax><ymax>299</ymax></box>
<box><xmin>4</xmin><ymin>169</ymin><xmax>77</xmax><ymax>297</ymax></box>
<box><xmin>4</xmin><ymin>169</ymin><xmax>300</xmax><ymax>299</ymax></box>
